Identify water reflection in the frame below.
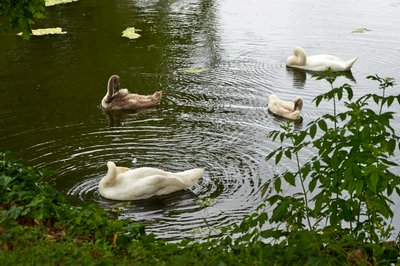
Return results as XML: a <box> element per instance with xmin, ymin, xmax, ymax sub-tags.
<box><xmin>286</xmin><ymin>67</ymin><xmax>357</xmax><ymax>89</ymax></box>
<box><xmin>286</xmin><ymin>68</ymin><xmax>307</xmax><ymax>88</ymax></box>
<box><xmin>102</xmin><ymin>107</ymin><xmax>162</xmax><ymax>127</ymax></box>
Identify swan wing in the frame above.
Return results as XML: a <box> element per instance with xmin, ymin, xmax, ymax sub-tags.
<box><xmin>124</xmin><ymin>174</ymin><xmax>187</xmax><ymax>200</ymax></box>
<box><xmin>120</xmin><ymin>167</ymin><xmax>169</xmax><ymax>180</ymax></box>
<box><xmin>306</xmin><ymin>55</ymin><xmax>355</xmax><ymax>71</ymax></box>
<box><xmin>268</xmin><ymin>95</ymin><xmax>293</xmax><ymax>115</ymax></box>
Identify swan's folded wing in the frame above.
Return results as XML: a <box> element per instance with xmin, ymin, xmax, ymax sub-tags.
<box><xmin>133</xmin><ymin>175</ymin><xmax>187</xmax><ymax>199</ymax></box>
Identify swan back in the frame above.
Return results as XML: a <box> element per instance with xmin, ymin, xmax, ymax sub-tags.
<box><xmin>268</xmin><ymin>94</ymin><xmax>303</xmax><ymax>121</ymax></box>
<box><xmin>99</xmin><ymin>162</ymin><xmax>204</xmax><ymax>200</ymax></box>
<box><xmin>286</xmin><ymin>47</ymin><xmax>357</xmax><ymax>72</ymax></box>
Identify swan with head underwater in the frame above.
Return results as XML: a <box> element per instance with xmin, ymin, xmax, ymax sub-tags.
<box><xmin>286</xmin><ymin>47</ymin><xmax>358</xmax><ymax>72</ymax></box>
<box><xmin>268</xmin><ymin>94</ymin><xmax>303</xmax><ymax>121</ymax></box>
<box><xmin>101</xmin><ymin>75</ymin><xmax>162</xmax><ymax>111</ymax></box>
<box><xmin>99</xmin><ymin>161</ymin><xmax>205</xmax><ymax>200</ymax></box>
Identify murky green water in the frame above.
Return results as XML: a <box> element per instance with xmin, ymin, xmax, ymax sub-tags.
<box><xmin>1</xmin><ymin>0</ymin><xmax>399</xmax><ymax>240</ymax></box>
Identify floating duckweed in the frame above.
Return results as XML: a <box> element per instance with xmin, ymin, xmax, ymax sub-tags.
<box><xmin>45</xmin><ymin>0</ymin><xmax>78</xmax><ymax>6</ymax></box>
<box><xmin>109</xmin><ymin>201</ymin><xmax>135</xmax><ymax>213</ymax></box>
<box><xmin>195</xmin><ymin>197</ymin><xmax>217</xmax><ymax>208</ymax></box>
<box><xmin>352</xmin><ymin>27</ymin><xmax>372</xmax><ymax>33</ymax></box>
<box><xmin>18</xmin><ymin>27</ymin><xmax>67</xmax><ymax>37</ymax></box>
<box><xmin>122</xmin><ymin>27</ymin><xmax>141</xmax><ymax>40</ymax></box>
<box><xmin>192</xmin><ymin>226</ymin><xmax>220</xmax><ymax>237</ymax></box>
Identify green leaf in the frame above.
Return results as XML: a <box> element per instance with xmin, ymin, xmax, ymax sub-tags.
<box><xmin>337</xmin><ymin>88</ymin><xmax>343</xmax><ymax>101</ymax></box>
<box><xmin>27</xmin><ymin>195</ymin><xmax>45</xmax><ymax>207</ymax></box>
<box><xmin>309</xmin><ymin>124</ymin><xmax>317</xmax><ymax>138</ymax></box>
<box><xmin>266</xmin><ymin>150</ymin><xmax>277</xmax><ymax>161</ymax></box>
<box><xmin>338</xmin><ymin>112</ymin><xmax>347</xmax><ymax>121</ymax></box>
<box><xmin>0</xmin><ymin>175</ymin><xmax>13</xmax><ymax>188</ymax></box>
<box><xmin>261</xmin><ymin>229</ymin><xmax>285</xmax><ymax>239</ymax></box>
<box><xmin>294</xmin><ymin>131</ymin><xmax>307</xmax><ymax>146</ymax></box>
<box><xmin>279</xmin><ymin>132</ymin><xmax>285</xmax><ymax>143</ymax></box>
<box><xmin>274</xmin><ymin>178</ymin><xmax>282</xmax><ymax>192</ymax></box>
<box><xmin>372</xmin><ymin>94</ymin><xmax>380</xmax><ymax>105</ymax></box>
<box><xmin>284</xmin><ymin>149</ymin><xmax>292</xmax><ymax>159</ymax></box>
<box><xmin>345</xmin><ymin>85</ymin><xmax>353</xmax><ymax>100</ymax></box>
<box><xmin>387</xmin><ymin>96</ymin><xmax>394</xmax><ymax>107</ymax></box>
<box><xmin>318</xmin><ymin>120</ymin><xmax>328</xmax><ymax>132</ymax></box>
<box><xmin>276</xmin><ymin>151</ymin><xmax>283</xmax><ymax>164</ymax></box>
<box><xmin>365</xmin><ymin>166</ymin><xmax>379</xmax><ymax>193</ymax></box>
<box><xmin>387</xmin><ymin>139</ymin><xmax>396</xmax><ymax>154</ymax></box>
<box><xmin>354</xmin><ymin>180</ymin><xmax>364</xmax><ymax>195</ymax></box>
<box><xmin>283</xmin><ymin>172</ymin><xmax>296</xmax><ymax>186</ymax></box>
<box><xmin>309</xmin><ymin>177</ymin><xmax>317</xmax><ymax>192</ymax></box>
<box><xmin>314</xmin><ymin>95</ymin><xmax>323</xmax><ymax>107</ymax></box>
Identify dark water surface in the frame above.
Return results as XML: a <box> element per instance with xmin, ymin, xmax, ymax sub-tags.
<box><xmin>1</xmin><ymin>0</ymin><xmax>400</xmax><ymax>240</ymax></box>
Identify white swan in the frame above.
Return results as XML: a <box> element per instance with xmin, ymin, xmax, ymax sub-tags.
<box><xmin>99</xmin><ymin>161</ymin><xmax>204</xmax><ymax>200</ymax></box>
<box><xmin>286</xmin><ymin>47</ymin><xmax>358</xmax><ymax>72</ymax></box>
<box><xmin>101</xmin><ymin>75</ymin><xmax>162</xmax><ymax>111</ymax></box>
<box><xmin>268</xmin><ymin>94</ymin><xmax>303</xmax><ymax>121</ymax></box>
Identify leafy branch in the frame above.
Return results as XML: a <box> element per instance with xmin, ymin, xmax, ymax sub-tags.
<box><xmin>0</xmin><ymin>0</ymin><xmax>46</xmax><ymax>39</ymax></box>
<box><xmin>262</xmin><ymin>72</ymin><xmax>400</xmax><ymax>244</ymax></box>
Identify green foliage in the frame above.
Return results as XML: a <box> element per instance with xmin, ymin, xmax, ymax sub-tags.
<box><xmin>259</xmin><ymin>72</ymin><xmax>400</xmax><ymax>261</ymax></box>
<box><xmin>0</xmin><ymin>0</ymin><xmax>46</xmax><ymax>39</ymax></box>
<box><xmin>0</xmin><ymin>152</ymin><xmax>146</xmax><ymax>254</ymax></box>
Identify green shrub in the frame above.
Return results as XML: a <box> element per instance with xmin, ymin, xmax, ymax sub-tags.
<box><xmin>258</xmin><ymin>72</ymin><xmax>400</xmax><ymax>264</ymax></box>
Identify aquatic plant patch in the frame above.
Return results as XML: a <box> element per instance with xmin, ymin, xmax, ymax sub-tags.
<box><xmin>17</xmin><ymin>27</ymin><xmax>67</xmax><ymax>37</ymax></box>
<box><xmin>122</xmin><ymin>27</ymin><xmax>141</xmax><ymax>40</ymax></box>
<box><xmin>45</xmin><ymin>0</ymin><xmax>79</xmax><ymax>7</ymax></box>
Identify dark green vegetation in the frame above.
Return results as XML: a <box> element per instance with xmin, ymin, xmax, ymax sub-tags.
<box><xmin>1</xmin><ymin>75</ymin><xmax>400</xmax><ymax>265</ymax></box>
<box><xmin>0</xmin><ymin>0</ymin><xmax>45</xmax><ymax>39</ymax></box>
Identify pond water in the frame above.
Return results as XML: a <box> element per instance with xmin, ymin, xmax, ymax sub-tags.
<box><xmin>1</xmin><ymin>0</ymin><xmax>399</xmax><ymax>240</ymax></box>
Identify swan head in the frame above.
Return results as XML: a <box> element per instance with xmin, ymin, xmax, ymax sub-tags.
<box><xmin>293</xmin><ymin>96</ymin><xmax>303</xmax><ymax>111</ymax></box>
<box><xmin>287</xmin><ymin>47</ymin><xmax>307</xmax><ymax>66</ymax></box>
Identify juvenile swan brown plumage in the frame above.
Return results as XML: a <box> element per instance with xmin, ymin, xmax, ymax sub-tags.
<box><xmin>101</xmin><ymin>75</ymin><xmax>162</xmax><ymax>111</ymax></box>
<box><xmin>99</xmin><ymin>161</ymin><xmax>204</xmax><ymax>200</ymax></box>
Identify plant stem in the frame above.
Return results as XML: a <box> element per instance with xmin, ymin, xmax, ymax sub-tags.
<box><xmin>332</xmin><ymin>89</ymin><xmax>337</xmax><ymax>132</ymax></box>
<box><xmin>331</xmin><ymin>84</ymin><xmax>340</xmax><ymax>203</ymax></box>
<box><xmin>379</xmin><ymin>87</ymin><xmax>385</xmax><ymax>115</ymax></box>
<box><xmin>292</xmin><ymin>139</ymin><xmax>312</xmax><ymax>230</ymax></box>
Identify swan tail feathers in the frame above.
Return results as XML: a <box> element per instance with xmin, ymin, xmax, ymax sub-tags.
<box><xmin>177</xmin><ymin>168</ymin><xmax>204</xmax><ymax>187</ymax></box>
<box><xmin>345</xmin><ymin>57</ymin><xmax>358</xmax><ymax>70</ymax></box>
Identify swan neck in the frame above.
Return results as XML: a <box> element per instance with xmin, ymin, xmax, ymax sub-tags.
<box><xmin>295</xmin><ymin>48</ymin><xmax>307</xmax><ymax>65</ymax></box>
<box><xmin>100</xmin><ymin>162</ymin><xmax>118</xmax><ymax>188</ymax></box>
<box><xmin>106</xmin><ymin>75</ymin><xmax>119</xmax><ymax>102</ymax></box>
<box><xmin>293</xmin><ymin>97</ymin><xmax>303</xmax><ymax>111</ymax></box>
